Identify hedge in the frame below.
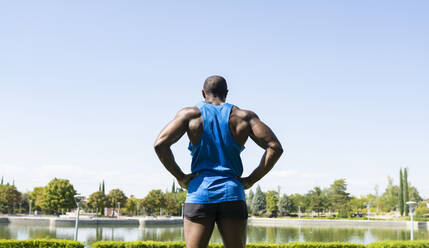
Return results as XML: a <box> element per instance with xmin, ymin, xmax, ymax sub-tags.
<box><xmin>2</xmin><ymin>240</ymin><xmax>429</xmax><ymax>248</ymax></box>
<box><xmin>368</xmin><ymin>241</ymin><xmax>429</xmax><ymax>248</ymax></box>
<box><xmin>92</xmin><ymin>241</ymin><xmax>365</xmax><ymax>248</ymax></box>
<box><xmin>0</xmin><ymin>239</ymin><xmax>84</xmax><ymax>248</ymax></box>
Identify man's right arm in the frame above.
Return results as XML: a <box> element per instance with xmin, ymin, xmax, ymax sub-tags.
<box><xmin>239</xmin><ymin>111</ymin><xmax>283</xmax><ymax>189</ymax></box>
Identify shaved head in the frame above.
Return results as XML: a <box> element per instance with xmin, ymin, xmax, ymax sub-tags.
<box><xmin>203</xmin><ymin>75</ymin><xmax>228</xmax><ymax>100</ymax></box>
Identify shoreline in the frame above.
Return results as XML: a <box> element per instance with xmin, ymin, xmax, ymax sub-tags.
<box><xmin>1</xmin><ymin>216</ymin><xmax>428</xmax><ymax>230</ymax></box>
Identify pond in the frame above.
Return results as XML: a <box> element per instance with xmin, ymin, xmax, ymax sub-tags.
<box><xmin>1</xmin><ymin>222</ymin><xmax>428</xmax><ymax>247</ymax></box>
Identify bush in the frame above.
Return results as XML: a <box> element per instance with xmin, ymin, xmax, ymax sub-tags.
<box><xmin>368</xmin><ymin>241</ymin><xmax>429</xmax><ymax>248</ymax></box>
<box><xmin>0</xmin><ymin>239</ymin><xmax>84</xmax><ymax>248</ymax></box>
<box><xmin>92</xmin><ymin>241</ymin><xmax>364</xmax><ymax>248</ymax></box>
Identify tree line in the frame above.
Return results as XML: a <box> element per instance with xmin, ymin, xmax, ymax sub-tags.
<box><xmin>1</xmin><ymin>168</ymin><xmax>428</xmax><ymax>218</ymax></box>
<box><xmin>247</xmin><ymin>168</ymin><xmax>428</xmax><ymax>218</ymax></box>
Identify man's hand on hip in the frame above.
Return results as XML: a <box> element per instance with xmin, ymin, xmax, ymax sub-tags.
<box><xmin>178</xmin><ymin>172</ymin><xmax>199</xmax><ymax>189</ymax></box>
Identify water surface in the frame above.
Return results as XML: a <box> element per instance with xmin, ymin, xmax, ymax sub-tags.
<box><xmin>1</xmin><ymin>222</ymin><xmax>428</xmax><ymax>247</ymax></box>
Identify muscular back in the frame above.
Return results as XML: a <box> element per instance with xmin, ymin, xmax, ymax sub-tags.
<box><xmin>184</xmin><ymin>104</ymin><xmax>278</xmax><ymax>153</ymax></box>
<box><xmin>154</xmin><ymin>100</ymin><xmax>283</xmax><ymax>190</ymax></box>
<box><xmin>186</xmin><ymin>105</ymin><xmax>251</xmax><ymax>147</ymax></box>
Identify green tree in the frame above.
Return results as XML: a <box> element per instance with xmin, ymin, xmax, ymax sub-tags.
<box><xmin>409</xmin><ymin>185</ymin><xmax>423</xmax><ymax>202</ymax></box>
<box><xmin>42</xmin><ymin>178</ymin><xmax>76</xmax><ymax>215</ymax></box>
<box><xmin>415</xmin><ymin>202</ymin><xmax>429</xmax><ymax>218</ymax></box>
<box><xmin>328</xmin><ymin>179</ymin><xmax>350</xmax><ymax>213</ymax></box>
<box><xmin>399</xmin><ymin>168</ymin><xmax>404</xmax><ymax>216</ymax></box>
<box><xmin>107</xmin><ymin>189</ymin><xmax>128</xmax><ymax>209</ymax></box>
<box><xmin>87</xmin><ymin>191</ymin><xmax>108</xmax><ymax>215</ymax></box>
<box><xmin>265</xmin><ymin>190</ymin><xmax>279</xmax><ymax>217</ymax></box>
<box><xmin>307</xmin><ymin>186</ymin><xmax>327</xmax><ymax>216</ymax></box>
<box><xmin>29</xmin><ymin>187</ymin><xmax>45</xmax><ymax>211</ymax></box>
<box><xmin>1</xmin><ymin>176</ymin><xmax>3</xmax><ymax>185</ymax></box>
<box><xmin>251</xmin><ymin>185</ymin><xmax>266</xmax><ymax>216</ymax></box>
<box><xmin>0</xmin><ymin>184</ymin><xmax>22</xmax><ymax>213</ymax></box>
<box><xmin>404</xmin><ymin>168</ymin><xmax>409</xmax><ymax>216</ymax></box>
<box><xmin>102</xmin><ymin>180</ymin><xmax>105</xmax><ymax>194</ymax></box>
<box><xmin>278</xmin><ymin>194</ymin><xmax>290</xmax><ymax>216</ymax></box>
<box><xmin>288</xmin><ymin>193</ymin><xmax>307</xmax><ymax>213</ymax></box>
<box><xmin>171</xmin><ymin>181</ymin><xmax>176</xmax><ymax>193</ymax></box>
<box><xmin>142</xmin><ymin>189</ymin><xmax>166</xmax><ymax>216</ymax></box>
<box><xmin>125</xmin><ymin>196</ymin><xmax>139</xmax><ymax>216</ymax></box>
<box><xmin>380</xmin><ymin>177</ymin><xmax>399</xmax><ymax>212</ymax></box>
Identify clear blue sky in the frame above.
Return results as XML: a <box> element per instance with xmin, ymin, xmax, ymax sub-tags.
<box><xmin>1</xmin><ymin>1</ymin><xmax>428</xmax><ymax>198</ymax></box>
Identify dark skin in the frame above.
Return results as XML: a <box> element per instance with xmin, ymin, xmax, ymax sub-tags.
<box><xmin>154</xmin><ymin>91</ymin><xmax>283</xmax><ymax>190</ymax></box>
<box><xmin>154</xmin><ymin>90</ymin><xmax>283</xmax><ymax>248</ymax></box>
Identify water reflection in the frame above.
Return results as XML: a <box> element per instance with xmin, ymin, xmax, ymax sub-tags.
<box><xmin>0</xmin><ymin>223</ymin><xmax>428</xmax><ymax>246</ymax></box>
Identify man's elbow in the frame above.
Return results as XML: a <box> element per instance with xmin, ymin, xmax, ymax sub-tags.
<box><xmin>154</xmin><ymin>140</ymin><xmax>167</xmax><ymax>154</ymax></box>
<box><xmin>271</xmin><ymin>143</ymin><xmax>284</xmax><ymax>157</ymax></box>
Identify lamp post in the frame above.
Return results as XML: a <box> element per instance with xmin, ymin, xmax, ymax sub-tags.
<box><xmin>367</xmin><ymin>202</ymin><xmax>371</xmax><ymax>221</ymax></box>
<box><xmin>298</xmin><ymin>206</ymin><xmax>301</xmax><ymax>220</ymax></box>
<box><xmin>29</xmin><ymin>200</ymin><xmax>32</xmax><ymax>216</ymax></box>
<box><xmin>74</xmin><ymin>194</ymin><xmax>84</xmax><ymax>241</ymax></box>
<box><xmin>406</xmin><ymin>201</ymin><xmax>417</xmax><ymax>240</ymax></box>
<box><xmin>117</xmin><ymin>202</ymin><xmax>121</xmax><ymax>219</ymax></box>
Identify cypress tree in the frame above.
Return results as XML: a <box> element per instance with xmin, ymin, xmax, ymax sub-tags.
<box><xmin>99</xmin><ymin>183</ymin><xmax>101</xmax><ymax>191</ymax></box>
<box><xmin>172</xmin><ymin>181</ymin><xmax>176</xmax><ymax>193</ymax></box>
<box><xmin>1</xmin><ymin>176</ymin><xmax>3</xmax><ymax>185</ymax></box>
<box><xmin>399</xmin><ymin>168</ymin><xmax>404</xmax><ymax>216</ymax></box>
<box><xmin>404</xmin><ymin>168</ymin><xmax>409</xmax><ymax>216</ymax></box>
<box><xmin>251</xmin><ymin>185</ymin><xmax>266</xmax><ymax>216</ymax></box>
<box><xmin>102</xmin><ymin>180</ymin><xmax>105</xmax><ymax>194</ymax></box>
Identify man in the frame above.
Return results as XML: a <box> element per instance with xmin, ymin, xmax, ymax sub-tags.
<box><xmin>154</xmin><ymin>75</ymin><xmax>283</xmax><ymax>248</ymax></box>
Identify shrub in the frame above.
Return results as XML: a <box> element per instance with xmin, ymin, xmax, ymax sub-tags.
<box><xmin>368</xmin><ymin>241</ymin><xmax>429</xmax><ymax>248</ymax></box>
<box><xmin>92</xmin><ymin>241</ymin><xmax>364</xmax><ymax>248</ymax></box>
<box><xmin>0</xmin><ymin>239</ymin><xmax>84</xmax><ymax>248</ymax></box>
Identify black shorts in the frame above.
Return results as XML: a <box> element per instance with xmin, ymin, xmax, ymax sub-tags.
<box><xmin>184</xmin><ymin>200</ymin><xmax>248</xmax><ymax>220</ymax></box>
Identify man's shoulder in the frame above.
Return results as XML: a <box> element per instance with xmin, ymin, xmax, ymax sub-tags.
<box><xmin>231</xmin><ymin>105</ymin><xmax>258</xmax><ymax>121</ymax></box>
<box><xmin>177</xmin><ymin>106</ymin><xmax>201</xmax><ymax>119</ymax></box>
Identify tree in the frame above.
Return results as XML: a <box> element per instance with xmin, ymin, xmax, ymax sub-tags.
<box><xmin>399</xmin><ymin>168</ymin><xmax>404</xmax><ymax>216</ymax></box>
<box><xmin>380</xmin><ymin>177</ymin><xmax>399</xmax><ymax>212</ymax></box>
<box><xmin>102</xmin><ymin>180</ymin><xmax>105</xmax><ymax>194</ymax></box>
<box><xmin>125</xmin><ymin>196</ymin><xmax>139</xmax><ymax>216</ymax></box>
<box><xmin>278</xmin><ymin>194</ymin><xmax>290</xmax><ymax>216</ymax></box>
<box><xmin>29</xmin><ymin>187</ymin><xmax>45</xmax><ymax>211</ymax></box>
<box><xmin>1</xmin><ymin>176</ymin><xmax>3</xmax><ymax>185</ymax></box>
<box><xmin>328</xmin><ymin>179</ymin><xmax>350</xmax><ymax>213</ymax></box>
<box><xmin>41</xmin><ymin>178</ymin><xmax>76</xmax><ymax>215</ymax></box>
<box><xmin>251</xmin><ymin>185</ymin><xmax>266</xmax><ymax>216</ymax></box>
<box><xmin>404</xmin><ymin>168</ymin><xmax>409</xmax><ymax>216</ymax></box>
<box><xmin>163</xmin><ymin>191</ymin><xmax>186</xmax><ymax>216</ymax></box>
<box><xmin>87</xmin><ymin>191</ymin><xmax>108</xmax><ymax>215</ymax></box>
<box><xmin>0</xmin><ymin>184</ymin><xmax>22</xmax><ymax>213</ymax></box>
<box><xmin>409</xmin><ymin>185</ymin><xmax>423</xmax><ymax>202</ymax></box>
<box><xmin>141</xmin><ymin>189</ymin><xmax>166</xmax><ymax>216</ymax></box>
<box><xmin>107</xmin><ymin>189</ymin><xmax>128</xmax><ymax>209</ymax></box>
<box><xmin>171</xmin><ymin>181</ymin><xmax>176</xmax><ymax>193</ymax></box>
<box><xmin>307</xmin><ymin>186</ymin><xmax>327</xmax><ymax>216</ymax></box>
<box><xmin>289</xmin><ymin>193</ymin><xmax>309</xmax><ymax>213</ymax></box>
<box><xmin>265</xmin><ymin>190</ymin><xmax>279</xmax><ymax>217</ymax></box>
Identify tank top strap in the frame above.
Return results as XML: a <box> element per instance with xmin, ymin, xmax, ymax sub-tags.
<box><xmin>220</xmin><ymin>103</ymin><xmax>233</xmax><ymax>128</ymax></box>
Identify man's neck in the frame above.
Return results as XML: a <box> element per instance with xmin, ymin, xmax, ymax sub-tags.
<box><xmin>204</xmin><ymin>96</ymin><xmax>225</xmax><ymax>106</ymax></box>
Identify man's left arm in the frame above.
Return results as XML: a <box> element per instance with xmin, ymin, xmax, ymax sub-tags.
<box><xmin>154</xmin><ymin>108</ymin><xmax>198</xmax><ymax>189</ymax></box>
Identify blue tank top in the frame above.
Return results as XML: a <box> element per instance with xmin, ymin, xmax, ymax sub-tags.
<box><xmin>186</xmin><ymin>101</ymin><xmax>246</xmax><ymax>204</ymax></box>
